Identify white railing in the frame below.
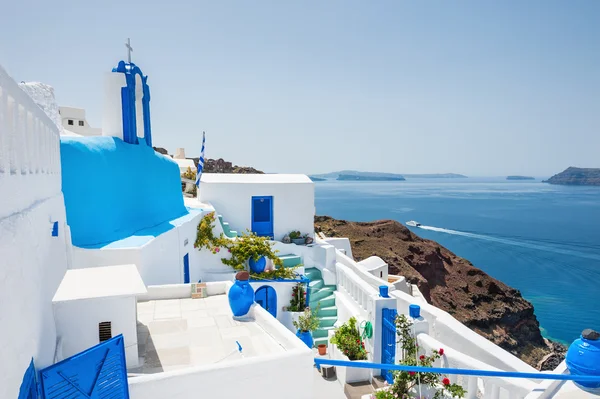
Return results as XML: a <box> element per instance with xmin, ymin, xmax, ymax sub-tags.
<box><xmin>335</xmin><ymin>261</ymin><xmax>379</xmax><ymax>314</ymax></box>
<box><xmin>417</xmin><ymin>333</ymin><xmax>537</xmax><ymax>399</ymax></box>
<box><xmin>335</xmin><ymin>249</ymin><xmax>395</xmax><ymax>293</ymax></box>
<box><xmin>390</xmin><ymin>289</ymin><xmax>538</xmax><ymax>375</ymax></box>
<box><xmin>0</xmin><ymin>65</ymin><xmax>61</xmax><ymax>218</ymax></box>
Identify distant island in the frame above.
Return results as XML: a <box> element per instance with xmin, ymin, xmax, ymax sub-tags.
<box><xmin>507</xmin><ymin>176</ymin><xmax>535</xmax><ymax>181</ymax></box>
<box><xmin>543</xmin><ymin>167</ymin><xmax>600</xmax><ymax>186</ymax></box>
<box><xmin>337</xmin><ymin>173</ymin><xmax>405</xmax><ymax>181</ymax></box>
<box><xmin>311</xmin><ymin>170</ymin><xmax>467</xmax><ymax>181</ymax></box>
<box><xmin>309</xmin><ymin>176</ymin><xmax>326</xmax><ymax>182</ymax></box>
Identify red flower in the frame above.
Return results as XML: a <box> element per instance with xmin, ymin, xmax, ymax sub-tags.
<box><xmin>439</xmin><ymin>348</ymin><xmax>445</xmax><ymax>356</ymax></box>
<box><xmin>409</xmin><ymin>371</ymin><xmax>415</xmax><ymax>376</ymax></box>
<box><xmin>442</xmin><ymin>377</ymin><xmax>450</xmax><ymax>386</ymax></box>
<box><xmin>419</xmin><ymin>355</ymin><xmax>425</xmax><ymax>360</ymax></box>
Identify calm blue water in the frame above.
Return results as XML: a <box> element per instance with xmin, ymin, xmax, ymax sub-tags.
<box><xmin>314</xmin><ymin>178</ymin><xmax>600</xmax><ymax>344</ymax></box>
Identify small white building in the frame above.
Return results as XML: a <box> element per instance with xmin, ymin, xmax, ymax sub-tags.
<box><xmin>357</xmin><ymin>255</ymin><xmax>389</xmax><ymax>281</ymax></box>
<box><xmin>199</xmin><ymin>173</ymin><xmax>315</xmax><ymax>241</ymax></box>
<box><xmin>59</xmin><ymin>106</ymin><xmax>102</xmax><ymax>136</ymax></box>
<box><xmin>52</xmin><ymin>264</ymin><xmax>147</xmax><ymax>368</ymax></box>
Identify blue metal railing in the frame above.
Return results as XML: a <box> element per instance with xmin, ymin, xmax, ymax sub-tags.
<box><xmin>314</xmin><ymin>358</ymin><xmax>600</xmax><ymax>383</ymax></box>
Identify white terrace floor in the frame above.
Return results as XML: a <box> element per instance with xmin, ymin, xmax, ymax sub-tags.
<box><xmin>132</xmin><ymin>295</ymin><xmax>285</xmax><ymax>374</ymax></box>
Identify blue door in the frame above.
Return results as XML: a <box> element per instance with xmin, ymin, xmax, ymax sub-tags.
<box><xmin>39</xmin><ymin>335</ymin><xmax>129</xmax><ymax>399</ymax></box>
<box><xmin>255</xmin><ymin>285</ymin><xmax>277</xmax><ymax>318</ymax></box>
<box><xmin>251</xmin><ymin>196</ymin><xmax>273</xmax><ymax>239</ymax></box>
<box><xmin>183</xmin><ymin>253</ymin><xmax>190</xmax><ymax>284</ymax></box>
<box><xmin>381</xmin><ymin>308</ymin><xmax>397</xmax><ymax>383</ymax></box>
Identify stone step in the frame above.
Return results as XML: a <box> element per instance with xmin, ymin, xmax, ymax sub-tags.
<box><xmin>309</xmin><ymin>279</ymin><xmax>324</xmax><ymax>291</ymax></box>
<box><xmin>315</xmin><ymin>306</ymin><xmax>337</xmax><ymax>317</ymax></box>
<box><xmin>318</xmin><ymin>316</ymin><xmax>337</xmax><ymax>328</ymax></box>
<box><xmin>310</xmin><ymin>294</ymin><xmax>335</xmax><ymax>309</ymax></box>
<box><xmin>304</xmin><ymin>267</ymin><xmax>322</xmax><ymax>281</ymax></box>
<box><xmin>312</xmin><ymin>326</ymin><xmax>335</xmax><ymax>339</ymax></box>
<box><xmin>278</xmin><ymin>254</ymin><xmax>302</xmax><ymax>268</ymax></box>
<box><xmin>309</xmin><ymin>288</ymin><xmax>334</xmax><ymax>303</ymax></box>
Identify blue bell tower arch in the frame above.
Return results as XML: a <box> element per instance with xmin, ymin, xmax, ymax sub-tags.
<box><xmin>112</xmin><ymin>60</ymin><xmax>153</xmax><ymax>147</ymax></box>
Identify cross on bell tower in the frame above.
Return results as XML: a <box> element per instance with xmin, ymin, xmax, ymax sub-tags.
<box><xmin>125</xmin><ymin>38</ymin><xmax>133</xmax><ymax>63</ymax></box>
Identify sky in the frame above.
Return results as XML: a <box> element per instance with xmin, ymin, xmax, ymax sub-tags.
<box><xmin>0</xmin><ymin>1</ymin><xmax>598</xmax><ymax>176</ymax></box>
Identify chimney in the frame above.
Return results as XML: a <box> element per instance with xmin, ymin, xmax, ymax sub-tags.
<box><xmin>174</xmin><ymin>148</ymin><xmax>186</xmax><ymax>159</ymax></box>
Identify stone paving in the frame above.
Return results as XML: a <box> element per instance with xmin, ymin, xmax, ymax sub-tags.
<box><xmin>132</xmin><ymin>295</ymin><xmax>285</xmax><ymax>374</ymax></box>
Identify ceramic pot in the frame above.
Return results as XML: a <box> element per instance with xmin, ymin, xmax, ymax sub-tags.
<box><xmin>228</xmin><ymin>271</ymin><xmax>254</xmax><ymax>317</ymax></box>
<box><xmin>318</xmin><ymin>344</ymin><xmax>327</xmax><ymax>356</ymax></box>
<box><xmin>296</xmin><ymin>330</ymin><xmax>314</xmax><ymax>349</ymax></box>
<box><xmin>248</xmin><ymin>256</ymin><xmax>267</xmax><ymax>274</ymax></box>
<box><xmin>292</xmin><ymin>238</ymin><xmax>305</xmax><ymax>245</ymax></box>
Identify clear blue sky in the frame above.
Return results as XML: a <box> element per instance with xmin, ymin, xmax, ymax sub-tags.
<box><xmin>1</xmin><ymin>1</ymin><xmax>598</xmax><ymax>176</ymax></box>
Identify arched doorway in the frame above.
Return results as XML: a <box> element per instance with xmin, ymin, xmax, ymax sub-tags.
<box><xmin>255</xmin><ymin>286</ymin><xmax>277</xmax><ymax>318</ymax></box>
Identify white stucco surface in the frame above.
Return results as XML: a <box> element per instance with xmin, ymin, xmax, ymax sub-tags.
<box><xmin>199</xmin><ymin>174</ymin><xmax>315</xmax><ymax>241</ymax></box>
<box><xmin>53</xmin><ymin>264</ymin><xmax>147</xmax><ymax>302</ymax></box>
<box><xmin>58</xmin><ymin>106</ymin><xmax>102</xmax><ymax>136</ymax></box>
<box><xmin>53</xmin><ymin>295</ymin><xmax>140</xmax><ymax>367</ymax></box>
<box><xmin>0</xmin><ymin>64</ymin><xmax>67</xmax><ymax>399</ymax></box>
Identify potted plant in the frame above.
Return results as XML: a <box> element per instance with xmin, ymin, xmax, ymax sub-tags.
<box><xmin>373</xmin><ymin>315</ymin><xmax>466</xmax><ymax>399</ymax></box>
<box><xmin>281</xmin><ymin>283</ymin><xmax>308</xmax><ymax>333</ymax></box>
<box><xmin>330</xmin><ymin>317</ymin><xmax>370</xmax><ymax>384</ymax></box>
<box><xmin>289</xmin><ymin>231</ymin><xmax>306</xmax><ymax>245</ymax></box>
<box><xmin>293</xmin><ymin>306</ymin><xmax>320</xmax><ymax>349</ymax></box>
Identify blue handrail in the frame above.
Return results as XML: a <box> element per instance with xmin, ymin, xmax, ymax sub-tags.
<box><xmin>314</xmin><ymin>359</ymin><xmax>600</xmax><ymax>383</ymax></box>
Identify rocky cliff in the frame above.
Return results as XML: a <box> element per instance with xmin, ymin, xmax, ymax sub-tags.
<box><xmin>314</xmin><ymin>216</ymin><xmax>565</xmax><ymax>370</ymax></box>
<box><xmin>543</xmin><ymin>167</ymin><xmax>600</xmax><ymax>186</ymax></box>
<box><xmin>152</xmin><ymin>147</ymin><xmax>264</xmax><ymax>174</ymax></box>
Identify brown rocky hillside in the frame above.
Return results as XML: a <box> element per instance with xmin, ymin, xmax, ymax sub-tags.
<box><xmin>314</xmin><ymin>216</ymin><xmax>565</xmax><ymax>370</ymax></box>
<box><xmin>153</xmin><ymin>147</ymin><xmax>263</xmax><ymax>174</ymax></box>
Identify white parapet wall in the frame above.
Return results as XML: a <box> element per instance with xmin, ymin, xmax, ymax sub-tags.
<box><xmin>417</xmin><ymin>333</ymin><xmax>537</xmax><ymax>399</ymax></box>
<box><xmin>0</xmin><ymin>65</ymin><xmax>68</xmax><ymax>399</ymax></box>
<box><xmin>392</xmin><ymin>289</ymin><xmax>538</xmax><ymax>374</ymax></box>
<box><xmin>128</xmin><ymin>299</ymin><xmax>314</xmax><ymax>399</ymax></box>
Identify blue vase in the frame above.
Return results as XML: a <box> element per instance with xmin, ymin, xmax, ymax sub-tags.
<box><xmin>228</xmin><ymin>273</ymin><xmax>255</xmax><ymax>317</ymax></box>
<box><xmin>249</xmin><ymin>256</ymin><xmax>267</xmax><ymax>274</ymax></box>
<box><xmin>566</xmin><ymin>329</ymin><xmax>600</xmax><ymax>389</ymax></box>
<box><xmin>296</xmin><ymin>330</ymin><xmax>314</xmax><ymax>349</ymax></box>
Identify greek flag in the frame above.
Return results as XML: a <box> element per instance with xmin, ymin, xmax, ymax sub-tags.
<box><xmin>195</xmin><ymin>131</ymin><xmax>205</xmax><ymax>187</ymax></box>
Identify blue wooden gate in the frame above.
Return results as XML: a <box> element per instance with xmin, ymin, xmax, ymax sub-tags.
<box><xmin>39</xmin><ymin>335</ymin><xmax>129</xmax><ymax>399</ymax></box>
<box><xmin>381</xmin><ymin>307</ymin><xmax>397</xmax><ymax>384</ymax></box>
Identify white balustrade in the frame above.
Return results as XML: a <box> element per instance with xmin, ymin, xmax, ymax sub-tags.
<box><xmin>335</xmin><ymin>262</ymin><xmax>378</xmax><ymax>314</ymax></box>
<box><xmin>0</xmin><ymin>64</ymin><xmax>61</xmax><ymax>218</ymax></box>
<box><xmin>416</xmin><ymin>333</ymin><xmax>536</xmax><ymax>399</ymax></box>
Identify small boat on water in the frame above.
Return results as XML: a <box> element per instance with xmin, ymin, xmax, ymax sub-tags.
<box><xmin>406</xmin><ymin>220</ymin><xmax>421</xmax><ymax>227</ymax></box>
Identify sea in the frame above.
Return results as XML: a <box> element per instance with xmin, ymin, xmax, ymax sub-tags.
<box><xmin>314</xmin><ymin>177</ymin><xmax>600</xmax><ymax>344</ymax></box>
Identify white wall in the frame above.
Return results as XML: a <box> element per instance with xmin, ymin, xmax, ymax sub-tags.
<box><xmin>323</xmin><ymin>237</ymin><xmax>353</xmax><ymax>258</ymax></box>
<box><xmin>128</xmin><ymin>304</ymin><xmax>314</xmax><ymax>399</ymax></box>
<box><xmin>249</xmin><ymin>280</ymin><xmax>299</xmax><ymax>323</ymax></box>
<box><xmin>199</xmin><ymin>179</ymin><xmax>315</xmax><ymax>241</ymax></box>
<box><xmin>392</xmin><ymin>289</ymin><xmax>537</xmax><ymax>374</ymax></box>
<box><xmin>102</xmin><ymin>72</ymin><xmax>126</xmax><ymax>140</ymax></box>
<box><xmin>71</xmin><ymin>210</ymin><xmax>205</xmax><ymax>286</ymax></box>
<box><xmin>53</xmin><ymin>296</ymin><xmax>139</xmax><ymax>367</ymax></box>
<box><xmin>0</xmin><ymin>64</ymin><xmax>68</xmax><ymax>399</ymax></box>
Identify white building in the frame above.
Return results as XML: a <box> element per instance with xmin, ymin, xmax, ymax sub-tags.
<box><xmin>199</xmin><ymin>173</ymin><xmax>316</xmax><ymax>241</ymax></box>
<box><xmin>59</xmin><ymin>106</ymin><xmax>102</xmax><ymax>136</ymax></box>
<box><xmin>173</xmin><ymin>147</ymin><xmax>196</xmax><ymax>174</ymax></box>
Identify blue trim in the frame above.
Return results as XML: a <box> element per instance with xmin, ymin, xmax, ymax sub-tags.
<box><xmin>183</xmin><ymin>253</ymin><xmax>190</xmax><ymax>284</ymax></box>
<box><xmin>313</xmin><ymin>359</ymin><xmax>600</xmax><ymax>382</ymax></box>
<box><xmin>51</xmin><ymin>221</ymin><xmax>58</xmax><ymax>237</ymax></box>
<box><xmin>18</xmin><ymin>359</ymin><xmax>37</xmax><ymax>399</ymax></box>
<box><xmin>112</xmin><ymin>61</ymin><xmax>152</xmax><ymax>146</ymax></box>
